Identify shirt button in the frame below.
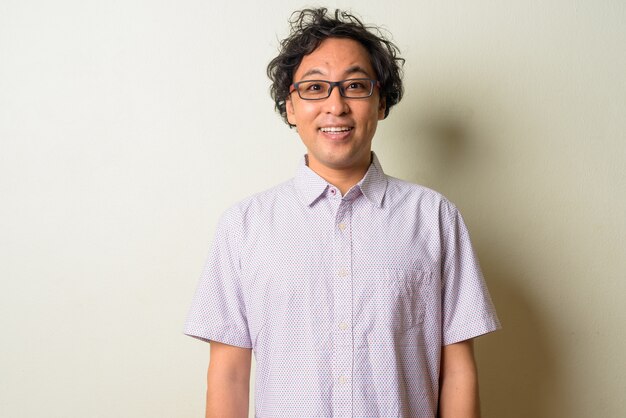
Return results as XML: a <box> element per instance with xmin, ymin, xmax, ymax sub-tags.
<box><xmin>330</xmin><ymin>188</ymin><xmax>337</xmax><ymax>195</ymax></box>
<box><xmin>338</xmin><ymin>376</ymin><xmax>348</xmax><ymax>385</ymax></box>
<box><xmin>338</xmin><ymin>268</ymin><xmax>348</xmax><ymax>277</ymax></box>
<box><xmin>339</xmin><ymin>322</ymin><xmax>349</xmax><ymax>330</ymax></box>
<box><xmin>338</xmin><ymin>223</ymin><xmax>346</xmax><ymax>231</ymax></box>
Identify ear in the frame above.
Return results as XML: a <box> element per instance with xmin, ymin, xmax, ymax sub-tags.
<box><xmin>286</xmin><ymin>97</ymin><xmax>297</xmax><ymax>126</ymax></box>
<box><xmin>377</xmin><ymin>96</ymin><xmax>386</xmax><ymax>120</ymax></box>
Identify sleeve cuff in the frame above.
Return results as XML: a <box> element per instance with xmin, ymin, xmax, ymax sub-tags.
<box><xmin>183</xmin><ymin>322</ymin><xmax>253</xmax><ymax>349</ymax></box>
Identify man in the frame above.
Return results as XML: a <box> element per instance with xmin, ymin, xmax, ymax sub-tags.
<box><xmin>185</xmin><ymin>8</ymin><xmax>500</xmax><ymax>418</ymax></box>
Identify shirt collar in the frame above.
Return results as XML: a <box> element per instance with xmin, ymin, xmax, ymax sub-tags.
<box><xmin>293</xmin><ymin>152</ymin><xmax>388</xmax><ymax>208</ymax></box>
<box><xmin>358</xmin><ymin>152</ymin><xmax>387</xmax><ymax>207</ymax></box>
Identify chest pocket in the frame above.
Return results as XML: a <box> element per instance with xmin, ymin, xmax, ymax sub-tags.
<box><xmin>362</xmin><ymin>268</ymin><xmax>434</xmax><ymax>334</ymax></box>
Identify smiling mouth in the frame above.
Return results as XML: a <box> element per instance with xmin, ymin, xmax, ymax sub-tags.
<box><xmin>319</xmin><ymin>127</ymin><xmax>353</xmax><ymax>133</ymax></box>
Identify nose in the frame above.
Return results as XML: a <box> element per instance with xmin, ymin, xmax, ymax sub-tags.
<box><xmin>323</xmin><ymin>85</ymin><xmax>349</xmax><ymax>115</ymax></box>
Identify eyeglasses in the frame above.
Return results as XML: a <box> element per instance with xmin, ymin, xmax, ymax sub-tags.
<box><xmin>289</xmin><ymin>78</ymin><xmax>379</xmax><ymax>100</ymax></box>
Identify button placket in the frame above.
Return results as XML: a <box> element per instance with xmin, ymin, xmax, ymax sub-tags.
<box><xmin>331</xmin><ymin>199</ymin><xmax>353</xmax><ymax>417</ymax></box>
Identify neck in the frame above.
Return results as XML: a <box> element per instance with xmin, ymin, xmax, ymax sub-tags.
<box><xmin>306</xmin><ymin>154</ymin><xmax>372</xmax><ymax>195</ymax></box>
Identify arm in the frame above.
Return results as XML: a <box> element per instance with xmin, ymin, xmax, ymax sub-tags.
<box><xmin>438</xmin><ymin>339</ymin><xmax>481</xmax><ymax>418</ymax></box>
<box><xmin>206</xmin><ymin>341</ymin><xmax>252</xmax><ymax>418</ymax></box>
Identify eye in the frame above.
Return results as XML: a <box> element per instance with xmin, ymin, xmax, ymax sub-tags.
<box><xmin>346</xmin><ymin>81</ymin><xmax>367</xmax><ymax>90</ymax></box>
<box><xmin>304</xmin><ymin>82</ymin><xmax>324</xmax><ymax>91</ymax></box>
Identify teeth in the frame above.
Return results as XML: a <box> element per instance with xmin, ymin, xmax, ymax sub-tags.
<box><xmin>320</xmin><ymin>127</ymin><xmax>352</xmax><ymax>133</ymax></box>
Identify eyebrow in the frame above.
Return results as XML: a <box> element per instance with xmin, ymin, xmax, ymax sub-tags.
<box><xmin>344</xmin><ymin>65</ymin><xmax>372</xmax><ymax>78</ymax></box>
<box><xmin>299</xmin><ymin>65</ymin><xmax>373</xmax><ymax>80</ymax></box>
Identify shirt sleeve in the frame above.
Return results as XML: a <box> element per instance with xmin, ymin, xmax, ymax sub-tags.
<box><xmin>183</xmin><ymin>207</ymin><xmax>252</xmax><ymax>348</ymax></box>
<box><xmin>440</xmin><ymin>200</ymin><xmax>501</xmax><ymax>345</ymax></box>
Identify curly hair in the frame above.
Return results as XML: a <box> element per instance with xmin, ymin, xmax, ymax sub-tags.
<box><xmin>267</xmin><ymin>8</ymin><xmax>405</xmax><ymax>126</ymax></box>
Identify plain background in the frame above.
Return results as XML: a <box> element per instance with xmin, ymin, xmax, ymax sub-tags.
<box><xmin>1</xmin><ymin>1</ymin><xmax>625</xmax><ymax>417</ymax></box>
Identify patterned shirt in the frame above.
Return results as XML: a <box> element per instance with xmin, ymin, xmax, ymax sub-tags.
<box><xmin>185</xmin><ymin>153</ymin><xmax>500</xmax><ymax>418</ymax></box>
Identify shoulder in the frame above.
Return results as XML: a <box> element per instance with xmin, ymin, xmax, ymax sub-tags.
<box><xmin>385</xmin><ymin>176</ymin><xmax>459</xmax><ymax>215</ymax></box>
<box><xmin>218</xmin><ymin>178</ymin><xmax>297</xmax><ymax>226</ymax></box>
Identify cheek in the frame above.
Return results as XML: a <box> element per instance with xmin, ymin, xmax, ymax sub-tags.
<box><xmin>366</xmin><ymin>107</ymin><xmax>382</xmax><ymax>128</ymax></box>
<box><xmin>288</xmin><ymin>101</ymin><xmax>319</xmax><ymax>126</ymax></box>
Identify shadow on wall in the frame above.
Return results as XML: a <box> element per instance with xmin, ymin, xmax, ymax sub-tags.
<box><xmin>401</xmin><ymin>109</ymin><xmax>561</xmax><ymax>418</ymax></box>
<box><xmin>393</xmin><ymin>102</ymin><xmax>478</xmax><ymax>191</ymax></box>
<box><xmin>477</xmin><ymin>259</ymin><xmax>560</xmax><ymax>418</ymax></box>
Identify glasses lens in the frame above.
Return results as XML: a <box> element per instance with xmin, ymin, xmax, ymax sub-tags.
<box><xmin>295</xmin><ymin>79</ymin><xmax>375</xmax><ymax>99</ymax></box>
<box><xmin>341</xmin><ymin>79</ymin><xmax>373</xmax><ymax>98</ymax></box>
<box><xmin>297</xmin><ymin>81</ymin><xmax>331</xmax><ymax>99</ymax></box>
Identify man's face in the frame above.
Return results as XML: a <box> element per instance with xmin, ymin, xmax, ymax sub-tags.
<box><xmin>286</xmin><ymin>37</ymin><xmax>386</xmax><ymax>173</ymax></box>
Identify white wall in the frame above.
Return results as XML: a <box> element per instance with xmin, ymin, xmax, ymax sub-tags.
<box><xmin>1</xmin><ymin>1</ymin><xmax>625</xmax><ymax>417</ymax></box>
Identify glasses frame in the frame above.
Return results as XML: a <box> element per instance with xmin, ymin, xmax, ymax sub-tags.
<box><xmin>289</xmin><ymin>78</ymin><xmax>380</xmax><ymax>100</ymax></box>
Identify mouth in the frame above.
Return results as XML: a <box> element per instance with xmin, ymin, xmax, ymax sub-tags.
<box><xmin>319</xmin><ymin>126</ymin><xmax>353</xmax><ymax>133</ymax></box>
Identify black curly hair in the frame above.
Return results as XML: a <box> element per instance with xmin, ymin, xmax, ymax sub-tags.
<box><xmin>267</xmin><ymin>8</ymin><xmax>405</xmax><ymax>127</ymax></box>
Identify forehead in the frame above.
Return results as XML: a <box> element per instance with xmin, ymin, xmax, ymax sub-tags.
<box><xmin>294</xmin><ymin>37</ymin><xmax>376</xmax><ymax>80</ymax></box>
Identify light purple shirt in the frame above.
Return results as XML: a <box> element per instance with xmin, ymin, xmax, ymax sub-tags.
<box><xmin>185</xmin><ymin>153</ymin><xmax>500</xmax><ymax>418</ymax></box>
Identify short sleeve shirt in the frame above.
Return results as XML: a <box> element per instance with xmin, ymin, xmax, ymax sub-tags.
<box><xmin>185</xmin><ymin>153</ymin><xmax>500</xmax><ymax>418</ymax></box>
